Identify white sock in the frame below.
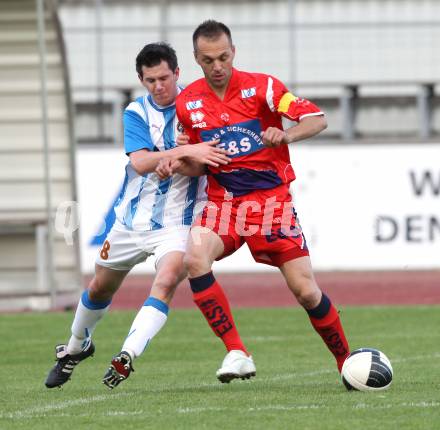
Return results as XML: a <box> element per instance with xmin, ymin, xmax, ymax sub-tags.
<box><xmin>122</xmin><ymin>297</ymin><xmax>169</xmax><ymax>359</ymax></box>
<box><xmin>67</xmin><ymin>290</ymin><xmax>111</xmax><ymax>354</ymax></box>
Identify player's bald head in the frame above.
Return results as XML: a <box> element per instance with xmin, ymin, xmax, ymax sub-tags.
<box><xmin>192</xmin><ymin>20</ymin><xmax>233</xmax><ymax>52</ymax></box>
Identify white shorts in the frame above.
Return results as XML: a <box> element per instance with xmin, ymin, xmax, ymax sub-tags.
<box><xmin>95</xmin><ymin>221</ymin><xmax>190</xmax><ymax>271</ymax></box>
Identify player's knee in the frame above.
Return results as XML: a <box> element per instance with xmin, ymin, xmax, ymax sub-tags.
<box><xmin>183</xmin><ymin>247</ymin><xmax>213</xmax><ymax>277</ymax></box>
<box><xmin>290</xmin><ymin>275</ymin><xmax>321</xmax><ymax>308</ymax></box>
<box><xmin>183</xmin><ymin>252</ymin><xmax>201</xmax><ymax>273</ymax></box>
<box><xmin>87</xmin><ymin>276</ymin><xmax>114</xmax><ymax>302</ymax></box>
<box><xmin>153</xmin><ymin>272</ymin><xmax>180</xmax><ymax>292</ymax></box>
<box><xmin>296</xmin><ymin>288</ymin><xmax>321</xmax><ymax>309</ymax></box>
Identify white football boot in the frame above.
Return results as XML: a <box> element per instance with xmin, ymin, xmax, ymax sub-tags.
<box><xmin>216</xmin><ymin>350</ymin><xmax>256</xmax><ymax>383</ymax></box>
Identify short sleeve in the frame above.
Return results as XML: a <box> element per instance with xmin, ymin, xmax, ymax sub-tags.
<box><xmin>123</xmin><ymin>104</ymin><xmax>154</xmax><ymax>154</ymax></box>
<box><xmin>264</xmin><ymin>75</ymin><xmax>324</xmax><ymax>122</ymax></box>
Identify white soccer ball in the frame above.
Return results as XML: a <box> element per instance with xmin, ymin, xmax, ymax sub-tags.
<box><xmin>341</xmin><ymin>348</ymin><xmax>393</xmax><ymax>392</ymax></box>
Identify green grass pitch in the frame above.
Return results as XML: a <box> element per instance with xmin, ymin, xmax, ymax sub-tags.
<box><xmin>1</xmin><ymin>306</ymin><xmax>439</xmax><ymax>429</ymax></box>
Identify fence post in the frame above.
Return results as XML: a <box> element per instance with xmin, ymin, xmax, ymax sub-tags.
<box><xmin>417</xmin><ymin>84</ymin><xmax>434</xmax><ymax>140</ymax></box>
<box><xmin>340</xmin><ymin>85</ymin><xmax>358</xmax><ymax>141</ymax></box>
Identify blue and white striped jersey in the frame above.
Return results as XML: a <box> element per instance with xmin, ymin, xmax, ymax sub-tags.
<box><xmin>114</xmin><ymin>91</ymin><xmax>206</xmax><ymax>231</ymax></box>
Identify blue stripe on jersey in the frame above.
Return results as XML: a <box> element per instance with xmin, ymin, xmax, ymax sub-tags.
<box><xmin>183</xmin><ymin>177</ymin><xmax>199</xmax><ymax>225</ymax></box>
<box><xmin>150</xmin><ymin>178</ymin><xmax>172</xmax><ymax>230</ymax></box>
<box><xmin>114</xmin><ymin>171</ymin><xmax>129</xmax><ymax>208</ymax></box>
<box><xmin>90</xmin><ymin>170</ymin><xmax>129</xmax><ymax>246</ymax></box>
<box><xmin>123</xmin><ymin>176</ymin><xmax>147</xmax><ymax>229</ymax></box>
<box><xmin>89</xmin><ymin>194</ymin><xmax>117</xmax><ymax>246</ymax></box>
<box><xmin>163</xmin><ymin>108</ymin><xmax>176</xmax><ymax>150</ymax></box>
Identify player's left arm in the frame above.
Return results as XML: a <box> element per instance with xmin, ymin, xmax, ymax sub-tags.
<box><xmin>262</xmin><ymin>114</ymin><xmax>327</xmax><ymax>147</ymax></box>
<box><xmin>260</xmin><ymin>75</ymin><xmax>327</xmax><ymax>147</ymax></box>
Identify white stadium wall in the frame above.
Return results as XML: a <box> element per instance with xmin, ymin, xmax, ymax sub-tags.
<box><xmin>77</xmin><ymin>143</ymin><xmax>440</xmax><ymax>274</ymax></box>
<box><xmin>60</xmin><ymin>0</ymin><xmax>440</xmax><ymax>88</ymax></box>
<box><xmin>59</xmin><ymin>0</ymin><xmax>440</xmax><ymax>142</ymax></box>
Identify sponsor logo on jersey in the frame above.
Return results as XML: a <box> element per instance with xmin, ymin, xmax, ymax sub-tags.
<box><xmin>220</xmin><ymin>112</ymin><xmax>230</xmax><ymax>122</ymax></box>
<box><xmin>150</xmin><ymin>123</ymin><xmax>162</xmax><ymax>131</ymax></box>
<box><xmin>192</xmin><ymin>122</ymin><xmax>207</xmax><ymax>129</ymax></box>
<box><xmin>200</xmin><ymin>119</ymin><xmax>264</xmax><ymax>158</ymax></box>
<box><xmin>186</xmin><ymin>100</ymin><xmax>203</xmax><ymax>110</ymax></box>
<box><xmin>190</xmin><ymin>111</ymin><xmax>205</xmax><ymax>123</ymax></box>
<box><xmin>241</xmin><ymin>87</ymin><xmax>256</xmax><ymax>99</ymax></box>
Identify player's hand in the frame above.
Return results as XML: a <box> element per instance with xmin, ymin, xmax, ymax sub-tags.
<box><xmin>156</xmin><ymin>157</ymin><xmax>182</xmax><ymax>180</ymax></box>
<box><xmin>261</xmin><ymin>127</ymin><xmax>289</xmax><ymax>147</ymax></box>
<box><xmin>155</xmin><ymin>157</ymin><xmax>172</xmax><ymax>179</ymax></box>
<box><xmin>176</xmin><ymin>133</ymin><xmax>190</xmax><ymax>146</ymax></box>
<box><xmin>184</xmin><ymin>139</ymin><xmax>231</xmax><ymax>167</ymax></box>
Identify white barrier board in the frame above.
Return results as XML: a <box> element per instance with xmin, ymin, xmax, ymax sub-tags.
<box><xmin>76</xmin><ymin>144</ymin><xmax>440</xmax><ymax>273</ymax></box>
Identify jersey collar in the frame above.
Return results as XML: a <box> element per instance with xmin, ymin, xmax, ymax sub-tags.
<box><xmin>203</xmin><ymin>68</ymin><xmax>240</xmax><ymax>102</ymax></box>
<box><xmin>147</xmin><ymin>86</ymin><xmax>181</xmax><ymax>112</ymax></box>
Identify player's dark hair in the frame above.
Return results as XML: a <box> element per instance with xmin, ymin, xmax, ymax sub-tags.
<box><xmin>136</xmin><ymin>42</ymin><xmax>178</xmax><ymax>78</ymax></box>
<box><xmin>192</xmin><ymin>20</ymin><xmax>233</xmax><ymax>51</ymax></box>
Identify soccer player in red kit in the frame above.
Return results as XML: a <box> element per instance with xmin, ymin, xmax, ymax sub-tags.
<box><xmin>159</xmin><ymin>20</ymin><xmax>350</xmax><ymax>383</ymax></box>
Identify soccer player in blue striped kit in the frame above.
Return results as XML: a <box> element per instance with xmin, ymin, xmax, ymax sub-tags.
<box><xmin>45</xmin><ymin>43</ymin><xmax>230</xmax><ymax>389</ymax></box>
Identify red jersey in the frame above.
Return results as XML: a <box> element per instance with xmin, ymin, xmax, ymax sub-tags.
<box><xmin>176</xmin><ymin>68</ymin><xmax>323</xmax><ymax>200</ymax></box>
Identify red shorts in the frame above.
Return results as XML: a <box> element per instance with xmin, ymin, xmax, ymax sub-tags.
<box><xmin>194</xmin><ymin>185</ymin><xmax>309</xmax><ymax>267</ymax></box>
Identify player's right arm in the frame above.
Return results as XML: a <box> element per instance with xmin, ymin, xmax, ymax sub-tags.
<box><xmin>124</xmin><ymin>104</ymin><xmax>228</xmax><ymax>175</ymax></box>
<box><xmin>156</xmin><ymin>157</ymin><xmax>204</xmax><ymax>179</ymax></box>
<box><xmin>155</xmin><ymin>138</ymin><xmax>230</xmax><ymax>179</ymax></box>
<box><xmin>123</xmin><ymin>105</ymin><xmax>165</xmax><ymax>174</ymax></box>
<box><xmin>154</xmin><ymin>96</ymin><xmax>231</xmax><ymax>178</ymax></box>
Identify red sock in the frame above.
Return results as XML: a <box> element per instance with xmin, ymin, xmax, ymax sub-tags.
<box><xmin>308</xmin><ymin>296</ymin><xmax>350</xmax><ymax>372</ymax></box>
<box><xmin>190</xmin><ymin>273</ymin><xmax>248</xmax><ymax>355</ymax></box>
